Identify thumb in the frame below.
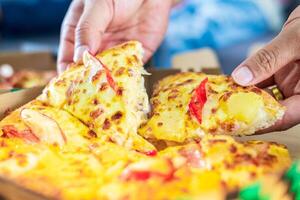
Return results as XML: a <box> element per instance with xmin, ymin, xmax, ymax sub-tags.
<box><xmin>73</xmin><ymin>0</ymin><xmax>113</xmax><ymax>62</ymax></box>
<box><xmin>232</xmin><ymin>30</ymin><xmax>300</xmax><ymax>86</ymax></box>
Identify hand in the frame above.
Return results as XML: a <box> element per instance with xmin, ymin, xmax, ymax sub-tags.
<box><xmin>57</xmin><ymin>0</ymin><xmax>172</xmax><ymax>73</ymax></box>
<box><xmin>232</xmin><ymin>6</ymin><xmax>300</xmax><ymax>132</ymax></box>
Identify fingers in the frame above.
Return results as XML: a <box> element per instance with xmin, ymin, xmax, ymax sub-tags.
<box><xmin>283</xmin><ymin>5</ymin><xmax>300</xmax><ymax>28</ymax></box>
<box><xmin>256</xmin><ymin>76</ymin><xmax>274</xmax><ymax>88</ymax></box>
<box><xmin>257</xmin><ymin>95</ymin><xmax>300</xmax><ymax>134</ymax></box>
<box><xmin>232</xmin><ymin>6</ymin><xmax>300</xmax><ymax>86</ymax></box>
<box><xmin>58</xmin><ymin>0</ymin><xmax>114</xmax><ymax>72</ymax></box>
<box><xmin>73</xmin><ymin>0</ymin><xmax>113</xmax><ymax>62</ymax></box>
<box><xmin>232</xmin><ymin>31</ymin><xmax>300</xmax><ymax>86</ymax></box>
<box><xmin>57</xmin><ymin>0</ymin><xmax>84</xmax><ymax>73</ymax></box>
<box><xmin>275</xmin><ymin>62</ymin><xmax>300</xmax><ymax>98</ymax></box>
<box><xmin>139</xmin><ymin>0</ymin><xmax>172</xmax><ymax>62</ymax></box>
<box><xmin>58</xmin><ymin>0</ymin><xmax>169</xmax><ymax>72</ymax></box>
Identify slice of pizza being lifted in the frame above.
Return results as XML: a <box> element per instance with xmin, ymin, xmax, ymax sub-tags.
<box><xmin>38</xmin><ymin>41</ymin><xmax>155</xmax><ymax>153</ymax></box>
<box><xmin>139</xmin><ymin>72</ymin><xmax>285</xmax><ymax>143</ymax></box>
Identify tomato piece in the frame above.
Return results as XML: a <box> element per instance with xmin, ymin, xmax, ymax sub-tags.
<box><xmin>1</xmin><ymin>125</ymin><xmax>39</xmax><ymax>142</ymax></box>
<box><xmin>188</xmin><ymin>78</ymin><xmax>208</xmax><ymax>124</ymax></box>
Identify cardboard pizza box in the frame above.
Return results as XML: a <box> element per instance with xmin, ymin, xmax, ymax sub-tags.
<box><xmin>0</xmin><ymin>177</ymin><xmax>48</xmax><ymax>200</ymax></box>
<box><xmin>171</xmin><ymin>48</ymin><xmax>221</xmax><ymax>73</ymax></box>
<box><xmin>0</xmin><ymin>51</ymin><xmax>56</xmax><ymax>71</ymax></box>
<box><xmin>146</xmin><ymin>48</ymin><xmax>221</xmax><ymax>94</ymax></box>
<box><xmin>0</xmin><ymin>51</ymin><xmax>57</xmax><ymax>94</ymax></box>
<box><xmin>0</xmin><ymin>87</ymin><xmax>43</xmax><ymax>120</ymax></box>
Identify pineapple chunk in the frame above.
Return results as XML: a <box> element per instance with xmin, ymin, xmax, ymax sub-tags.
<box><xmin>224</xmin><ymin>92</ymin><xmax>263</xmax><ymax>124</ymax></box>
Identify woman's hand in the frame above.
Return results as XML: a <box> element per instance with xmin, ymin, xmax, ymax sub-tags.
<box><xmin>57</xmin><ymin>0</ymin><xmax>172</xmax><ymax>73</ymax></box>
<box><xmin>232</xmin><ymin>6</ymin><xmax>300</xmax><ymax>132</ymax></box>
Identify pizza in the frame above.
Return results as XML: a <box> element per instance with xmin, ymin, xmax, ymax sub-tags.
<box><xmin>139</xmin><ymin>72</ymin><xmax>285</xmax><ymax>143</ymax></box>
<box><xmin>0</xmin><ymin>41</ymin><xmax>292</xmax><ymax>200</ymax></box>
<box><xmin>0</xmin><ymin>69</ymin><xmax>56</xmax><ymax>90</ymax></box>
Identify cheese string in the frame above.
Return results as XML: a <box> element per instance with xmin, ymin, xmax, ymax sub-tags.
<box><xmin>94</xmin><ymin>56</ymin><xmax>118</xmax><ymax>92</ymax></box>
<box><xmin>84</xmin><ymin>51</ymin><xmax>118</xmax><ymax>92</ymax></box>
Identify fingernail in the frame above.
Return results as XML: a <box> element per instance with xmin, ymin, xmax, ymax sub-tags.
<box><xmin>57</xmin><ymin>63</ymin><xmax>67</xmax><ymax>74</ymax></box>
<box><xmin>232</xmin><ymin>66</ymin><xmax>254</xmax><ymax>85</ymax></box>
<box><xmin>74</xmin><ymin>45</ymin><xmax>89</xmax><ymax>62</ymax></box>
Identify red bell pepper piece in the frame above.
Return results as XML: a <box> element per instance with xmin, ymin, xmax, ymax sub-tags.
<box><xmin>188</xmin><ymin>78</ymin><xmax>208</xmax><ymax>124</ymax></box>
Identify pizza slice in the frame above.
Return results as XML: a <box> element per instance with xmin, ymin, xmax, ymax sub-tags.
<box><xmin>0</xmin><ymin>100</ymin><xmax>93</xmax><ymax>150</ymax></box>
<box><xmin>139</xmin><ymin>72</ymin><xmax>285</xmax><ymax>143</ymax></box>
<box><xmin>38</xmin><ymin>41</ymin><xmax>155</xmax><ymax>153</ymax></box>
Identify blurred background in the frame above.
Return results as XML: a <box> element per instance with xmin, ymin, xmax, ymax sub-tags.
<box><xmin>0</xmin><ymin>0</ymin><xmax>299</xmax><ymax>74</ymax></box>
